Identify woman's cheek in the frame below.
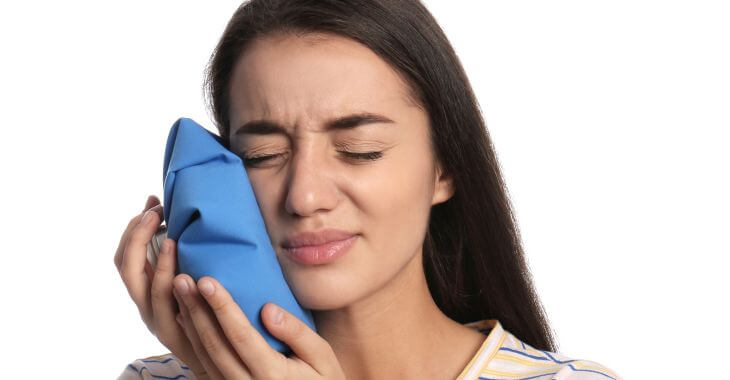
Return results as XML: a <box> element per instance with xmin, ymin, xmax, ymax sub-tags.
<box><xmin>363</xmin><ymin>160</ymin><xmax>434</xmax><ymax>261</ymax></box>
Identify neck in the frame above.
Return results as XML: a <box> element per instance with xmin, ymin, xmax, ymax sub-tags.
<box><xmin>312</xmin><ymin>250</ymin><xmax>486</xmax><ymax>380</ymax></box>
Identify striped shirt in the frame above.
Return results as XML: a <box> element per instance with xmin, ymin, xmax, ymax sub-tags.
<box><xmin>457</xmin><ymin>320</ymin><xmax>622</xmax><ymax>380</ymax></box>
<box><xmin>118</xmin><ymin>319</ymin><xmax>622</xmax><ymax>380</ymax></box>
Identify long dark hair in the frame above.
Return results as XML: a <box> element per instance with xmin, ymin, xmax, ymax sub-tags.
<box><xmin>202</xmin><ymin>0</ymin><xmax>557</xmax><ymax>352</ymax></box>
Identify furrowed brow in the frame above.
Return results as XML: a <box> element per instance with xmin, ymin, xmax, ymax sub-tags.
<box><xmin>234</xmin><ymin>112</ymin><xmax>394</xmax><ymax>136</ymax></box>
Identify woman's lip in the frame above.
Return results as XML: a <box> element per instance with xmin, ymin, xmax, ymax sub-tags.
<box><xmin>283</xmin><ymin>235</ymin><xmax>358</xmax><ymax>265</ymax></box>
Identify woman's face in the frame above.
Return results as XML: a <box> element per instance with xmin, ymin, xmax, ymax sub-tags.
<box><xmin>228</xmin><ymin>33</ymin><xmax>453</xmax><ymax>310</ymax></box>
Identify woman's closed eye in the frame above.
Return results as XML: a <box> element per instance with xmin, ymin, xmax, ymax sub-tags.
<box><xmin>239</xmin><ymin>151</ymin><xmax>383</xmax><ymax>167</ymax></box>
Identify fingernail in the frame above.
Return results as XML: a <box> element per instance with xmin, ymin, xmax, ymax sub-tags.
<box><xmin>174</xmin><ymin>277</ymin><xmax>189</xmax><ymax>295</ymax></box>
<box><xmin>272</xmin><ymin>305</ymin><xmax>284</xmax><ymax>325</ymax></box>
<box><xmin>198</xmin><ymin>279</ymin><xmax>214</xmax><ymax>296</ymax></box>
<box><xmin>141</xmin><ymin>210</ymin><xmax>153</xmax><ymax>225</ymax></box>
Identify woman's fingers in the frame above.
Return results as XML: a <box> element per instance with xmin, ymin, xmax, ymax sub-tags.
<box><xmin>114</xmin><ymin>213</ymin><xmax>143</xmax><ymax>271</ymax></box>
<box><xmin>261</xmin><ymin>303</ymin><xmax>342</xmax><ymax>377</ymax></box>
<box><xmin>114</xmin><ymin>195</ymin><xmax>160</xmax><ymax>271</ymax></box>
<box><xmin>174</xmin><ymin>275</ymin><xmax>250</xmax><ymax>380</ymax></box>
<box><xmin>120</xmin><ymin>203</ymin><xmax>163</xmax><ymax>317</ymax></box>
<box><xmin>154</xmin><ymin>240</ymin><xmax>212</xmax><ymax>376</ymax></box>
<box><xmin>175</xmin><ymin>288</ymin><xmax>223</xmax><ymax>380</ymax></box>
<box><xmin>149</xmin><ymin>239</ymin><xmax>204</xmax><ymax>375</ymax></box>
<box><xmin>188</xmin><ymin>275</ymin><xmax>342</xmax><ymax>378</ymax></box>
<box><xmin>140</xmin><ymin>195</ymin><xmax>161</xmax><ymax>283</ymax></box>
<box><xmin>150</xmin><ymin>239</ymin><xmax>178</xmax><ymax>337</ymax></box>
<box><xmin>195</xmin><ymin>276</ymin><xmax>289</xmax><ymax>379</ymax></box>
<box><xmin>143</xmin><ymin>195</ymin><xmax>159</xmax><ymax>212</ymax></box>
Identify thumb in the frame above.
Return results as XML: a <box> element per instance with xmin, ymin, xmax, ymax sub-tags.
<box><xmin>262</xmin><ymin>303</ymin><xmax>338</xmax><ymax>374</ymax></box>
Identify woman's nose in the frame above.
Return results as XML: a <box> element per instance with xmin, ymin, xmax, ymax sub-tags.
<box><xmin>283</xmin><ymin>148</ymin><xmax>340</xmax><ymax>218</ymax></box>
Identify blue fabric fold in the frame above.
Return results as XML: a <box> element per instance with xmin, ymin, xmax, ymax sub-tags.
<box><xmin>160</xmin><ymin>117</ymin><xmax>315</xmax><ymax>354</ymax></box>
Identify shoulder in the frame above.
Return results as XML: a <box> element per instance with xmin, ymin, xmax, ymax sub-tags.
<box><xmin>459</xmin><ymin>320</ymin><xmax>623</xmax><ymax>380</ymax></box>
<box><xmin>116</xmin><ymin>352</ymin><xmax>195</xmax><ymax>380</ymax></box>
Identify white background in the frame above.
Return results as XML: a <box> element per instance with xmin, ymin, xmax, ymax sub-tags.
<box><xmin>1</xmin><ymin>1</ymin><xmax>727</xmax><ymax>379</ymax></box>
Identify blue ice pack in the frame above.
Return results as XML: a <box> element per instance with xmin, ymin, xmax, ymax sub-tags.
<box><xmin>160</xmin><ymin>117</ymin><xmax>315</xmax><ymax>353</ymax></box>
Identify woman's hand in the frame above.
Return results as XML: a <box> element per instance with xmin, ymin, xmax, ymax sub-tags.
<box><xmin>172</xmin><ymin>273</ymin><xmax>346</xmax><ymax>379</ymax></box>
<box><xmin>114</xmin><ymin>195</ymin><xmax>208</xmax><ymax>378</ymax></box>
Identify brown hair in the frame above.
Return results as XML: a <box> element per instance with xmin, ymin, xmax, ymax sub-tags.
<box><xmin>203</xmin><ymin>0</ymin><xmax>557</xmax><ymax>351</ymax></box>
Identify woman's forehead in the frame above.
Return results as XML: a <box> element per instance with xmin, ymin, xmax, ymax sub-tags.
<box><xmin>228</xmin><ymin>33</ymin><xmax>417</xmax><ymax>125</ymax></box>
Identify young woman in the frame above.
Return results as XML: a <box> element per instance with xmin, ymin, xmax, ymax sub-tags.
<box><xmin>115</xmin><ymin>1</ymin><xmax>621</xmax><ymax>379</ymax></box>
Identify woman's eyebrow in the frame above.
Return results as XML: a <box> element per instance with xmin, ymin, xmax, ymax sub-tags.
<box><xmin>234</xmin><ymin>112</ymin><xmax>395</xmax><ymax>136</ymax></box>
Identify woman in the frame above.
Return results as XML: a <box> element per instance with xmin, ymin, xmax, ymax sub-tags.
<box><xmin>115</xmin><ymin>0</ymin><xmax>621</xmax><ymax>379</ymax></box>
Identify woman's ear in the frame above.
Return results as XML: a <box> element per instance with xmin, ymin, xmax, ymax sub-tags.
<box><xmin>431</xmin><ymin>163</ymin><xmax>454</xmax><ymax>206</ymax></box>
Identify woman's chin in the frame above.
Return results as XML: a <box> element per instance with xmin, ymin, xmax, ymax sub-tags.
<box><xmin>291</xmin><ymin>285</ymin><xmax>357</xmax><ymax>310</ymax></box>
<box><xmin>297</xmin><ymin>296</ymin><xmax>348</xmax><ymax>311</ymax></box>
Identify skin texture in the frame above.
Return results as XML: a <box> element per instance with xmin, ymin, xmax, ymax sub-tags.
<box><xmin>226</xmin><ymin>32</ymin><xmax>487</xmax><ymax>379</ymax></box>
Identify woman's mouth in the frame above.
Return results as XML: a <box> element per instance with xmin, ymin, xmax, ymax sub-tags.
<box><xmin>282</xmin><ymin>235</ymin><xmax>358</xmax><ymax>265</ymax></box>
